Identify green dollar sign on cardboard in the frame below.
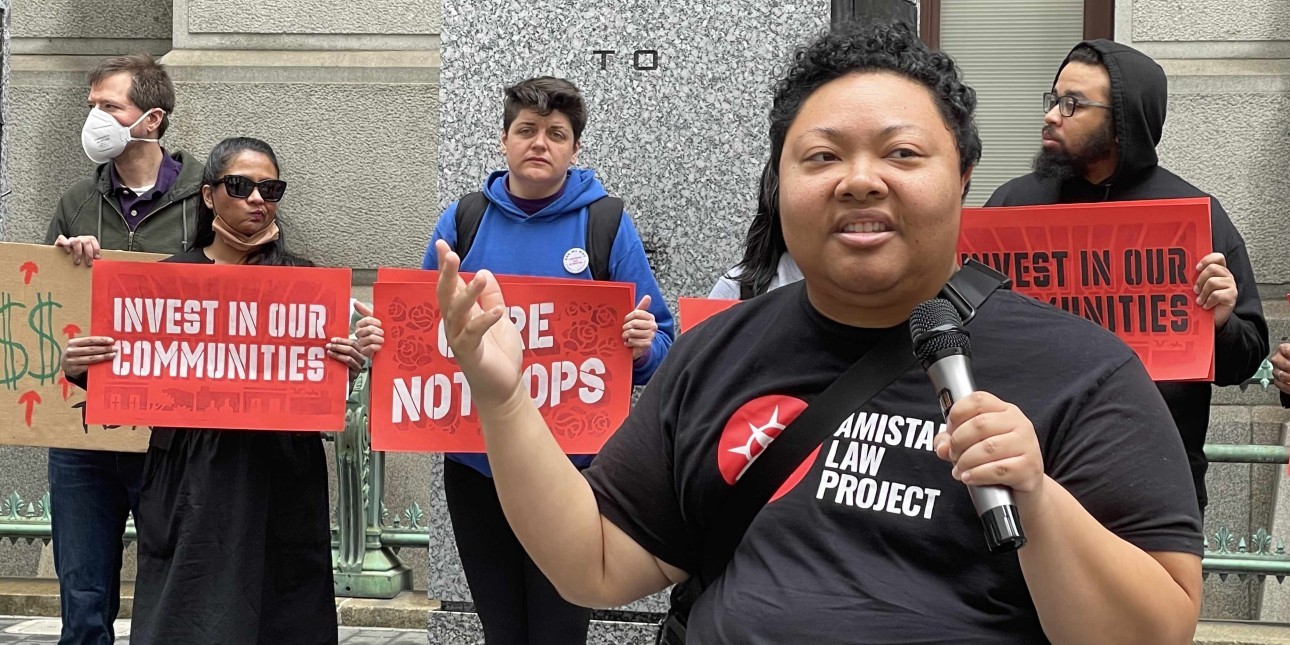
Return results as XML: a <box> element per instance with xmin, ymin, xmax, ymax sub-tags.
<box><xmin>0</xmin><ymin>293</ymin><xmax>29</xmax><ymax>391</ymax></box>
<box><xmin>28</xmin><ymin>292</ymin><xmax>62</xmax><ymax>385</ymax></box>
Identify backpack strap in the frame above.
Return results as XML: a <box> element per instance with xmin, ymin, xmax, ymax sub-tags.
<box><xmin>586</xmin><ymin>196</ymin><xmax>624</xmax><ymax>282</ymax></box>
<box><xmin>455</xmin><ymin>192</ymin><xmax>623</xmax><ymax>280</ymax></box>
<box><xmin>452</xmin><ymin>191</ymin><xmax>490</xmax><ymax>260</ymax></box>
<box><xmin>941</xmin><ymin>259</ymin><xmax>1012</xmax><ymax>323</ymax></box>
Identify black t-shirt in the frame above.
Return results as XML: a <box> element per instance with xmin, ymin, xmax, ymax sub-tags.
<box><xmin>584</xmin><ymin>281</ymin><xmax>1201</xmax><ymax>644</ymax></box>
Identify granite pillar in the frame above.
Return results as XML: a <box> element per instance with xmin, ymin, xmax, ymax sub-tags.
<box><xmin>431</xmin><ymin>0</ymin><xmax>831</xmax><ymax>616</ymax></box>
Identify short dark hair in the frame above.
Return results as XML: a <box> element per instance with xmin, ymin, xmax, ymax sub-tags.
<box><xmin>502</xmin><ymin>76</ymin><xmax>588</xmax><ymax>141</ymax></box>
<box><xmin>1065</xmin><ymin>44</ymin><xmax>1103</xmax><ymax>68</ymax></box>
<box><xmin>194</xmin><ymin>137</ymin><xmax>313</xmax><ymax>267</ymax></box>
<box><xmin>737</xmin><ymin>21</ymin><xmax>981</xmax><ymax>296</ymax></box>
<box><xmin>87</xmin><ymin>54</ymin><xmax>176</xmax><ymax>138</ymax></box>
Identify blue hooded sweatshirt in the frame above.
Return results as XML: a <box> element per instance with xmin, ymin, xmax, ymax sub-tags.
<box><xmin>424</xmin><ymin>168</ymin><xmax>675</xmax><ymax>476</ymax></box>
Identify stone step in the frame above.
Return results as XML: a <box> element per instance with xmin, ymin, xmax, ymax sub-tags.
<box><xmin>0</xmin><ymin>577</ymin><xmax>437</xmax><ymax>629</ymax></box>
<box><xmin>0</xmin><ymin>577</ymin><xmax>105</xmax><ymax>619</ymax></box>
<box><xmin>1196</xmin><ymin>620</ymin><xmax>1290</xmax><ymax>644</ymax></box>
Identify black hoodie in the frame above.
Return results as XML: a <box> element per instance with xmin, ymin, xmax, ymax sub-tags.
<box><xmin>985</xmin><ymin>39</ymin><xmax>1270</xmax><ymax>510</ymax></box>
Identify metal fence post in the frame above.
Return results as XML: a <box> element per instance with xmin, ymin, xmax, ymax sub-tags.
<box><xmin>331</xmin><ymin>308</ymin><xmax>412</xmax><ymax>598</ymax></box>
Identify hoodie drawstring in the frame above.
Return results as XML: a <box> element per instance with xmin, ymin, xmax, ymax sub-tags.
<box><xmin>96</xmin><ymin>199</ymin><xmax>103</xmax><ymax>241</ymax></box>
<box><xmin>182</xmin><ymin>200</ymin><xmax>189</xmax><ymax>250</ymax></box>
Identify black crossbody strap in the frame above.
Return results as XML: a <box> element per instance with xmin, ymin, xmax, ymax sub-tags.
<box><xmin>697</xmin><ymin>260</ymin><xmax>1009</xmax><ymax>587</ymax></box>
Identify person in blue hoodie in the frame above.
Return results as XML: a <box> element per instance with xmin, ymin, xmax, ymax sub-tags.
<box><xmin>421</xmin><ymin>76</ymin><xmax>673</xmax><ymax>644</ymax></box>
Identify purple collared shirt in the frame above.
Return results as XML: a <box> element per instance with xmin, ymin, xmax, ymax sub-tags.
<box><xmin>110</xmin><ymin>150</ymin><xmax>183</xmax><ymax>230</ymax></box>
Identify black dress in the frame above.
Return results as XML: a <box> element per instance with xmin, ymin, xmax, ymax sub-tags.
<box><xmin>127</xmin><ymin>249</ymin><xmax>337</xmax><ymax>645</ymax></box>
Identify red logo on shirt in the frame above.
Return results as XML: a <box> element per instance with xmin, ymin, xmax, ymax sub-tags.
<box><xmin>717</xmin><ymin>395</ymin><xmax>816</xmax><ymax>503</ymax></box>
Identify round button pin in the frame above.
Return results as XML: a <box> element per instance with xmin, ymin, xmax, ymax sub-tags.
<box><xmin>563</xmin><ymin>248</ymin><xmax>590</xmax><ymax>274</ymax></box>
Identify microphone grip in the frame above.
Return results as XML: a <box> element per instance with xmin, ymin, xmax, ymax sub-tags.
<box><xmin>927</xmin><ymin>354</ymin><xmax>1027</xmax><ymax>553</ymax></box>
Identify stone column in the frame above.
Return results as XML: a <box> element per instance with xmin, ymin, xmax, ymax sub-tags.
<box><xmin>1</xmin><ymin>0</ymin><xmax>9</xmax><ymax>230</ymax></box>
<box><xmin>428</xmin><ymin>0</ymin><xmax>827</xmax><ymax>639</ymax></box>
<box><xmin>0</xmin><ymin>0</ymin><xmax>159</xmax><ymax>583</ymax></box>
<box><xmin>1114</xmin><ymin>0</ymin><xmax>1290</xmax><ymax>620</ymax></box>
<box><xmin>0</xmin><ymin>0</ymin><xmax>441</xmax><ymax>593</ymax></box>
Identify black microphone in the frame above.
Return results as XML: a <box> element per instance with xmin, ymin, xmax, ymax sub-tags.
<box><xmin>910</xmin><ymin>298</ymin><xmax>1026</xmax><ymax>553</ymax></box>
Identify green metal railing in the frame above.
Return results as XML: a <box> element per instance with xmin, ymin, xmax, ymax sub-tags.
<box><xmin>1197</xmin><ymin>356</ymin><xmax>1290</xmax><ymax>580</ymax></box>
<box><xmin>1</xmin><ymin>359</ymin><xmax>1288</xmax><ymax>593</ymax></box>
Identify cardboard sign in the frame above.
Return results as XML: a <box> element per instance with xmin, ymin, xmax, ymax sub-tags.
<box><xmin>679</xmin><ymin>297</ymin><xmax>737</xmax><ymax>331</ymax></box>
<box><xmin>87</xmin><ymin>261</ymin><xmax>352</xmax><ymax>431</ymax></box>
<box><xmin>959</xmin><ymin>198</ymin><xmax>1213</xmax><ymax>381</ymax></box>
<box><xmin>370</xmin><ymin>276</ymin><xmax>634</xmax><ymax>453</ymax></box>
<box><xmin>0</xmin><ymin>243</ymin><xmax>165</xmax><ymax>451</ymax></box>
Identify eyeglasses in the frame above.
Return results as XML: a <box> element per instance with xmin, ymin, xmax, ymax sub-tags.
<box><xmin>1043</xmin><ymin>92</ymin><xmax>1112</xmax><ymax>117</ymax></box>
<box><xmin>215</xmin><ymin>175</ymin><xmax>287</xmax><ymax>202</ymax></box>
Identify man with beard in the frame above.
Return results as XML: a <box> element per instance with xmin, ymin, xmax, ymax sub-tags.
<box><xmin>986</xmin><ymin>41</ymin><xmax>1269</xmax><ymax>513</ymax></box>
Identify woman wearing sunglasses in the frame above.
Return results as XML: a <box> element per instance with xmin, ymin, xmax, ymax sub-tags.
<box><xmin>60</xmin><ymin>137</ymin><xmax>363</xmax><ymax>645</ymax></box>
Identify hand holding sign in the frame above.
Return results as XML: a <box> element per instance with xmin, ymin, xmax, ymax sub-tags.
<box><xmin>54</xmin><ymin>235</ymin><xmax>102</xmax><ymax>267</ymax></box>
<box><xmin>434</xmin><ymin>239</ymin><xmax>525</xmax><ymax>411</ymax></box>
<box><xmin>327</xmin><ymin>335</ymin><xmax>366</xmax><ymax>379</ymax></box>
<box><xmin>622</xmin><ymin>295</ymin><xmax>657</xmax><ymax>361</ymax></box>
<box><xmin>354</xmin><ymin>302</ymin><xmax>385</xmax><ymax>359</ymax></box>
<box><xmin>60</xmin><ymin>335</ymin><xmax>117</xmax><ymax>379</ymax></box>
<box><xmin>1194</xmin><ymin>253</ymin><xmax>1237</xmax><ymax>329</ymax></box>
<box><xmin>1271</xmin><ymin>342</ymin><xmax>1290</xmax><ymax>396</ymax></box>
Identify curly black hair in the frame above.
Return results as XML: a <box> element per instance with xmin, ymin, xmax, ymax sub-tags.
<box><xmin>733</xmin><ymin>21</ymin><xmax>981</xmax><ymax>297</ymax></box>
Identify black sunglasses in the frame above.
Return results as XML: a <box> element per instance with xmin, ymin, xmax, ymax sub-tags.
<box><xmin>215</xmin><ymin>175</ymin><xmax>287</xmax><ymax>202</ymax></box>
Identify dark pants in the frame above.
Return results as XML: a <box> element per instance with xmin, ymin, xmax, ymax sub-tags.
<box><xmin>47</xmin><ymin>448</ymin><xmax>145</xmax><ymax>645</ymax></box>
<box><xmin>444</xmin><ymin>459</ymin><xmax>592</xmax><ymax>645</ymax></box>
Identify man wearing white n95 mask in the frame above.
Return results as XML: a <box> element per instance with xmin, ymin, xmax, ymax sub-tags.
<box><xmin>45</xmin><ymin>54</ymin><xmax>203</xmax><ymax>645</ymax></box>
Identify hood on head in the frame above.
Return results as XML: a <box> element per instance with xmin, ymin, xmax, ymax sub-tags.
<box><xmin>1055</xmin><ymin>39</ymin><xmax>1166</xmax><ymax>184</ymax></box>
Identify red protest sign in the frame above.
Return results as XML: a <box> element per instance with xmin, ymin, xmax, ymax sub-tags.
<box><xmin>87</xmin><ymin>260</ymin><xmax>352</xmax><ymax>430</ymax></box>
<box><xmin>370</xmin><ymin>276</ymin><xmax>634</xmax><ymax>453</ymax></box>
<box><xmin>679</xmin><ymin>297</ymin><xmax>737</xmax><ymax>332</ymax></box>
<box><xmin>959</xmin><ymin>198</ymin><xmax>1213</xmax><ymax>381</ymax></box>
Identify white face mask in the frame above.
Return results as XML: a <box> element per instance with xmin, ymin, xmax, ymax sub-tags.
<box><xmin>80</xmin><ymin>107</ymin><xmax>162</xmax><ymax>164</ymax></box>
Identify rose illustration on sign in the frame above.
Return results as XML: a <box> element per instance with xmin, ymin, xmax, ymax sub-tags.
<box><xmin>565</xmin><ymin>302</ymin><xmax>593</xmax><ymax>317</ymax></box>
<box><xmin>407</xmin><ymin>303</ymin><xmax>438</xmax><ymax>332</ymax></box>
<box><xmin>591</xmin><ymin>304</ymin><xmax>623</xmax><ymax>354</ymax></box>
<box><xmin>394</xmin><ymin>336</ymin><xmax>436</xmax><ymax>372</ymax></box>
<box><xmin>388</xmin><ymin>297</ymin><xmax>409</xmax><ymax>323</ymax></box>
<box><xmin>552</xmin><ymin>410</ymin><xmax>613</xmax><ymax>441</ymax></box>
<box><xmin>562</xmin><ymin>319</ymin><xmax>599</xmax><ymax>353</ymax></box>
<box><xmin>589</xmin><ymin>413</ymin><xmax>611</xmax><ymax>437</ymax></box>
<box><xmin>590</xmin><ymin>304</ymin><xmax>617</xmax><ymax>328</ymax></box>
<box><xmin>553</xmin><ymin>407</ymin><xmax>591</xmax><ymax>439</ymax></box>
